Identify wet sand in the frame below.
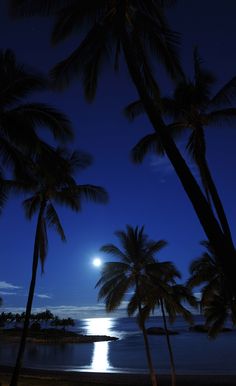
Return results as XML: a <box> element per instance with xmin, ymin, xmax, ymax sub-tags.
<box><xmin>1</xmin><ymin>366</ymin><xmax>236</xmax><ymax>386</ymax></box>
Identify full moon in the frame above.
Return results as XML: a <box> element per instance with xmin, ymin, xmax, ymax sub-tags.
<box><xmin>92</xmin><ymin>257</ymin><xmax>102</xmax><ymax>267</ymax></box>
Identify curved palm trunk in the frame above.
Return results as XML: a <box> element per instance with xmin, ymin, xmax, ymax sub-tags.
<box><xmin>135</xmin><ymin>280</ymin><xmax>158</xmax><ymax>386</ymax></box>
<box><xmin>121</xmin><ymin>32</ymin><xmax>236</xmax><ymax>297</ymax></box>
<box><xmin>201</xmin><ymin>156</ymin><xmax>233</xmax><ymax>245</ymax></box>
<box><xmin>194</xmin><ymin>126</ymin><xmax>233</xmax><ymax>245</ymax></box>
<box><xmin>160</xmin><ymin>299</ymin><xmax>176</xmax><ymax>386</ymax></box>
<box><xmin>10</xmin><ymin>203</ymin><xmax>45</xmax><ymax>386</ymax></box>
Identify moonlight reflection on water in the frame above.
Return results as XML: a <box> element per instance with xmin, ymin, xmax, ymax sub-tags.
<box><xmin>84</xmin><ymin>318</ymin><xmax>114</xmax><ymax>372</ymax></box>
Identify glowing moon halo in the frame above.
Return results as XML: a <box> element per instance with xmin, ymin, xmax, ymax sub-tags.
<box><xmin>92</xmin><ymin>257</ymin><xmax>102</xmax><ymax>267</ymax></box>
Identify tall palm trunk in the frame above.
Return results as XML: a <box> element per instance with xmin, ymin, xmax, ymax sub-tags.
<box><xmin>201</xmin><ymin>155</ymin><xmax>233</xmax><ymax>245</ymax></box>
<box><xmin>135</xmin><ymin>279</ymin><xmax>158</xmax><ymax>386</ymax></box>
<box><xmin>121</xmin><ymin>32</ymin><xmax>236</xmax><ymax>296</ymax></box>
<box><xmin>10</xmin><ymin>203</ymin><xmax>45</xmax><ymax>386</ymax></box>
<box><xmin>194</xmin><ymin>125</ymin><xmax>233</xmax><ymax>245</ymax></box>
<box><xmin>160</xmin><ymin>299</ymin><xmax>176</xmax><ymax>386</ymax></box>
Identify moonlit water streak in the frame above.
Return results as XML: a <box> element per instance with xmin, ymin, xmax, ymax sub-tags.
<box><xmin>84</xmin><ymin>318</ymin><xmax>114</xmax><ymax>372</ymax></box>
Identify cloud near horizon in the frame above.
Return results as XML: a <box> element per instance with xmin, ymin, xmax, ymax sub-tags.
<box><xmin>0</xmin><ymin>291</ymin><xmax>18</xmax><ymax>296</ymax></box>
<box><xmin>1</xmin><ymin>301</ymin><xmax>130</xmax><ymax>319</ymax></box>
<box><xmin>0</xmin><ymin>281</ymin><xmax>22</xmax><ymax>297</ymax></box>
<box><xmin>0</xmin><ymin>281</ymin><xmax>21</xmax><ymax>290</ymax></box>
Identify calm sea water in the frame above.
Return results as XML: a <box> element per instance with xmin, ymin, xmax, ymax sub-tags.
<box><xmin>0</xmin><ymin>316</ymin><xmax>236</xmax><ymax>374</ymax></box>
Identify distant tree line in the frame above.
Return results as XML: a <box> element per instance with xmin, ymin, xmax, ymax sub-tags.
<box><xmin>0</xmin><ymin>309</ymin><xmax>75</xmax><ymax>331</ymax></box>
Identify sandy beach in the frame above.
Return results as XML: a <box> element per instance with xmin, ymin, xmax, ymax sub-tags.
<box><xmin>1</xmin><ymin>367</ymin><xmax>236</xmax><ymax>386</ymax></box>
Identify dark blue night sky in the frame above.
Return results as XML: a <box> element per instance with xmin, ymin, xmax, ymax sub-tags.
<box><xmin>1</xmin><ymin>0</ymin><xmax>236</xmax><ymax>318</ymax></box>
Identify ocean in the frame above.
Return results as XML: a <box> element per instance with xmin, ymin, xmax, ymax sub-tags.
<box><xmin>1</xmin><ymin>315</ymin><xmax>236</xmax><ymax>374</ymax></box>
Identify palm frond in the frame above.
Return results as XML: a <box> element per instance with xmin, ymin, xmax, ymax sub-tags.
<box><xmin>145</xmin><ymin>239</ymin><xmax>168</xmax><ymax>256</ymax></box>
<box><xmin>0</xmin><ymin>174</ymin><xmax>10</xmax><ymax>212</ymax></box>
<box><xmin>209</xmin><ymin>76</ymin><xmax>236</xmax><ymax>108</ymax></box>
<box><xmin>161</xmin><ymin>97</ymin><xmax>180</xmax><ymax>118</ymax></box>
<box><xmin>193</xmin><ymin>47</ymin><xmax>216</xmax><ymax>100</ymax></box>
<box><xmin>2</xmin><ymin>178</ymin><xmax>36</xmax><ymax>195</ymax></box>
<box><xmin>99</xmin><ymin>276</ymin><xmax>132</xmax><ymax>312</ymax></box>
<box><xmin>53</xmin><ymin>184</ymin><xmax>108</xmax><ymax>211</ymax></box>
<box><xmin>204</xmin><ymin>295</ymin><xmax>228</xmax><ymax>338</ymax></box>
<box><xmin>0</xmin><ymin>50</ymin><xmax>46</xmax><ymax>107</ymax></box>
<box><xmin>147</xmin><ymin>261</ymin><xmax>180</xmax><ymax>283</ymax></box>
<box><xmin>53</xmin><ymin>190</ymin><xmax>81</xmax><ymax>212</ymax></box>
<box><xmin>9</xmin><ymin>0</ymin><xmax>69</xmax><ymax>17</ymax></box>
<box><xmin>100</xmin><ymin>245</ymin><xmax>129</xmax><ymax>262</ymax></box>
<box><xmin>96</xmin><ymin>272</ymin><xmax>129</xmax><ymax>301</ymax></box>
<box><xmin>127</xmin><ymin>293</ymin><xmax>139</xmax><ymax>317</ymax></box>
<box><xmin>51</xmin><ymin>3</ymin><xmax>86</xmax><ymax>44</ymax></box>
<box><xmin>23</xmin><ymin>196</ymin><xmax>40</xmax><ymax>219</ymax></box>
<box><xmin>67</xmin><ymin>150</ymin><xmax>93</xmax><ymax>171</ymax></box>
<box><xmin>135</xmin><ymin>10</ymin><xmax>183</xmax><ymax>80</ymax></box>
<box><xmin>96</xmin><ymin>262</ymin><xmax>130</xmax><ymax>286</ymax></box>
<box><xmin>157</xmin><ymin>0</ymin><xmax>178</xmax><ymax>7</ymax></box>
<box><xmin>50</xmin><ymin>20</ymin><xmax>110</xmax><ymax>91</ymax></box>
<box><xmin>6</xmin><ymin>103</ymin><xmax>73</xmax><ymax>142</ymax></box>
<box><xmin>206</xmin><ymin>108</ymin><xmax>236</xmax><ymax>126</ymax></box>
<box><xmin>46</xmin><ymin>203</ymin><xmax>66</xmax><ymax>241</ymax></box>
<box><xmin>74</xmin><ymin>184</ymin><xmax>108</xmax><ymax>204</ymax></box>
<box><xmin>124</xmin><ymin>100</ymin><xmax>145</xmax><ymax>121</ymax></box>
<box><xmin>82</xmin><ymin>28</ymin><xmax>110</xmax><ymax>102</ymax></box>
<box><xmin>131</xmin><ymin>133</ymin><xmax>165</xmax><ymax>164</ymax></box>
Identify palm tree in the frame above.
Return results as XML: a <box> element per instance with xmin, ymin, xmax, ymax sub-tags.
<box><xmin>96</xmin><ymin>225</ymin><xmax>168</xmax><ymax>386</ymax></box>
<box><xmin>0</xmin><ymin>49</ymin><xmax>73</xmax><ymax>165</ymax></box>
<box><xmin>126</xmin><ymin>48</ymin><xmax>236</xmax><ymax>246</ymax></box>
<box><xmin>10</xmin><ymin>1</ymin><xmax>236</xmax><ymax>296</ymax></box>
<box><xmin>9</xmin><ymin>147</ymin><xmax>108</xmax><ymax>386</ymax></box>
<box><xmin>127</xmin><ymin>261</ymin><xmax>197</xmax><ymax>386</ymax></box>
<box><xmin>0</xmin><ymin>49</ymin><xmax>74</xmax><ymax>214</ymax></box>
<box><xmin>40</xmin><ymin>309</ymin><xmax>54</xmax><ymax>326</ymax></box>
<box><xmin>187</xmin><ymin>241</ymin><xmax>236</xmax><ymax>338</ymax></box>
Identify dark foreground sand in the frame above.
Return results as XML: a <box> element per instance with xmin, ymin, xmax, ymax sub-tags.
<box><xmin>1</xmin><ymin>366</ymin><xmax>236</xmax><ymax>386</ymax></box>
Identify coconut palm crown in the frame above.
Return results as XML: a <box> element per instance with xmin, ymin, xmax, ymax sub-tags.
<box><xmin>187</xmin><ymin>241</ymin><xmax>236</xmax><ymax>338</ymax></box>
<box><xmin>0</xmin><ymin>49</ymin><xmax>74</xmax><ymax>211</ymax></box>
<box><xmin>96</xmin><ymin>225</ymin><xmax>167</xmax><ymax>312</ymax></box>
<box><xmin>0</xmin><ymin>49</ymin><xmax>73</xmax><ymax>164</ymax></box>
<box><xmin>10</xmin><ymin>0</ymin><xmax>183</xmax><ymax>101</ymax></box>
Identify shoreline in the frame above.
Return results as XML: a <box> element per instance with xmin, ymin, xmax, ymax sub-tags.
<box><xmin>1</xmin><ymin>366</ymin><xmax>236</xmax><ymax>386</ymax></box>
<box><xmin>0</xmin><ymin>329</ymin><xmax>118</xmax><ymax>344</ymax></box>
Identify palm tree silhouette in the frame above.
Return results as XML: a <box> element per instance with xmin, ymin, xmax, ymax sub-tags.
<box><xmin>96</xmin><ymin>225</ymin><xmax>168</xmax><ymax>386</ymax></box>
<box><xmin>126</xmin><ymin>48</ymin><xmax>235</xmax><ymax>245</ymax></box>
<box><xmin>0</xmin><ymin>49</ymin><xmax>74</xmax><ymax>211</ymax></box>
<box><xmin>10</xmin><ymin>1</ymin><xmax>236</xmax><ymax>296</ymax></box>
<box><xmin>10</xmin><ymin>147</ymin><xmax>108</xmax><ymax>386</ymax></box>
<box><xmin>187</xmin><ymin>241</ymin><xmax>236</xmax><ymax>338</ymax></box>
<box><xmin>127</xmin><ymin>260</ymin><xmax>196</xmax><ymax>386</ymax></box>
<box><xmin>0</xmin><ymin>49</ymin><xmax>73</xmax><ymax>166</ymax></box>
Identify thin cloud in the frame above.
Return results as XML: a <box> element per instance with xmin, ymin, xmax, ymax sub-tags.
<box><xmin>149</xmin><ymin>142</ymin><xmax>199</xmax><ymax>182</ymax></box>
<box><xmin>0</xmin><ymin>291</ymin><xmax>18</xmax><ymax>296</ymax></box>
<box><xmin>1</xmin><ymin>302</ymin><xmax>129</xmax><ymax>319</ymax></box>
<box><xmin>150</xmin><ymin>155</ymin><xmax>173</xmax><ymax>175</ymax></box>
<box><xmin>35</xmin><ymin>294</ymin><xmax>52</xmax><ymax>299</ymax></box>
<box><xmin>0</xmin><ymin>281</ymin><xmax>21</xmax><ymax>290</ymax></box>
